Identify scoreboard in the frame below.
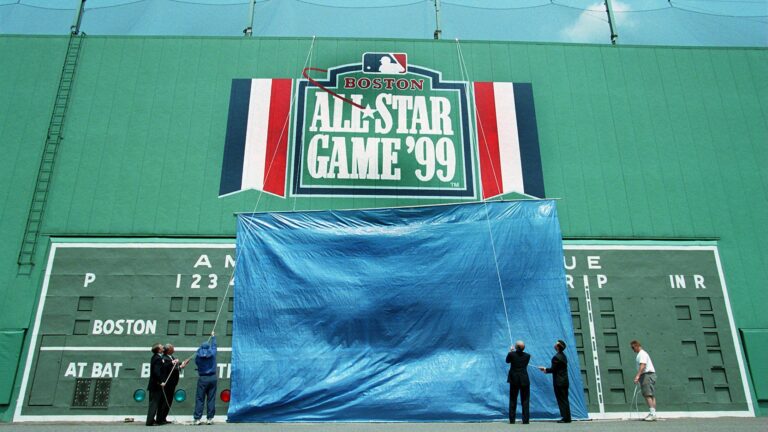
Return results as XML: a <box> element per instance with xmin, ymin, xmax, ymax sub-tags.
<box><xmin>565</xmin><ymin>244</ymin><xmax>752</xmax><ymax>417</ymax></box>
<box><xmin>14</xmin><ymin>242</ymin><xmax>235</xmax><ymax>422</ymax></box>
<box><xmin>13</xmin><ymin>241</ymin><xmax>753</xmax><ymax>421</ymax></box>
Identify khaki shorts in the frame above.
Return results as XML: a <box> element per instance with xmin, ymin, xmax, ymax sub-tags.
<box><xmin>639</xmin><ymin>372</ymin><xmax>656</xmax><ymax>397</ymax></box>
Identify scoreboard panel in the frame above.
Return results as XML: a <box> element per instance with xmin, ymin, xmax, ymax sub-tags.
<box><xmin>15</xmin><ymin>242</ymin><xmax>235</xmax><ymax>421</ymax></box>
<box><xmin>565</xmin><ymin>244</ymin><xmax>753</xmax><ymax>417</ymax></box>
<box><xmin>13</xmin><ymin>241</ymin><xmax>753</xmax><ymax>421</ymax></box>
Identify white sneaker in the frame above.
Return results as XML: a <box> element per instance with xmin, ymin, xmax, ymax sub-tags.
<box><xmin>644</xmin><ymin>414</ymin><xmax>657</xmax><ymax>421</ymax></box>
<box><xmin>206</xmin><ymin>418</ymin><xmax>214</xmax><ymax>425</ymax></box>
<box><xmin>193</xmin><ymin>419</ymin><xmax>203</xmax><ymax>425</ymax></box>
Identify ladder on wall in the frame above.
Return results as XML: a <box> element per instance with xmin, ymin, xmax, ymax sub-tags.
<box><xmin>17</xmin><ymin>33</ymin><xmax>85</xmax><ymax>275</ymax></box>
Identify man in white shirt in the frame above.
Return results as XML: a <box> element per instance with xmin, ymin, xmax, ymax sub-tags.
<box><xmin>631</xmin><ymin>340</ymin><xmax>657</xmax><ymax>421</ymax></box>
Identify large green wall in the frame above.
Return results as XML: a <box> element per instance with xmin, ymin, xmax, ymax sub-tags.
<box><xmin>0</xmin><ymin>36</ymin><xmax>66</xmax><ymax>327</ymax></box>
<box><xmin>0</xmin><ymin>35</ymin><xmax>766</xmax><ymax>420</ymax></box>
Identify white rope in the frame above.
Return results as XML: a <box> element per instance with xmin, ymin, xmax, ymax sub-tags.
<box><xmin>455</xmin><ymin>39</ymin><xmax>512</xmax><ymax>345</ymax></box>
<box><xmin>482</xmin><ymin>202</ymin><xmax>513</xmax><ymax>345</ymax></box>
<box><xmin>454</xmin><ymin>40</ymin><xmax>504</xmax><ymax>198</ymax></box>
<box><xmin>208</xmin><ymin>35</ymin><xmax>317</xmax><ymax>337</ymax></box>
<box><xmin>216</xmin><ymin>35</ymin><xmax>317</xmax><ymax>333</ymax></box>
<box><xmin>629</xmin><ymin>383</ymin><xmax>641</xmax><ymax>420</ymax></box>
<box><xmin>294</xmin><ymin>37</ymin><xmax>316</xmax><ymax>212</ymax></box>
<box><xmin>147</xmin><ymin>348</ymin><xmax>187</xmax><ymax>425</ymax></box>
<box><xmin>154</xmin><ymin>37</ymin><xmax>318</xmax><ymax>425</ymax></box>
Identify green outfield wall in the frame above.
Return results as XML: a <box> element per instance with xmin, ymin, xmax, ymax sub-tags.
<box><xmin>0</xmin><ymin>35</ymin><xmax>766</xmax><ymax>421</ymax></box>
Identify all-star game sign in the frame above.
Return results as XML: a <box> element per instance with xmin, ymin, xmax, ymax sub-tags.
<box><xmin>219</xmin><ymin>53</ymin><xmax>546</xmax><ymax>200</ymax></box>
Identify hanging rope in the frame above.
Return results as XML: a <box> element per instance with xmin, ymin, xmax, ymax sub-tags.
<box><xmin>302</xmin><ymin>67</ymin><xmax>365</xmax><ymax>109</ymax></box>
<box><xmin>211</xmin><ymin>35</ymin><xmax>317</xmax><ymax>349</ymax></box>
<box><xmin>154</xmin><ymin>36</ymin><xmax>318</xmax><ymax>425</ymax></box>
<box><xmin>455</xmin><ymin>38</ymin><xmax>513</xmax><ymax>346</ymax></box>
<box><xmin>217</xmin><ymin>35</ymin><xmax>317</xmax><ymax>336</ymax></box>
<box><xmin>629</xmin><ymin>383</ymin><xmax>641</xmax><ymax>419</ymax></box>
<box><xmin>294</xmin><ymin>37</ymin><xmax>317</xmax><ymax>212</ymax></box>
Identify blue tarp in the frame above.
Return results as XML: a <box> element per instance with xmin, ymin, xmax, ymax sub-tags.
<box><xmin>230</xmin><ymin>200</ymin><xmax>587</xmax><ymax>422</ymax></box>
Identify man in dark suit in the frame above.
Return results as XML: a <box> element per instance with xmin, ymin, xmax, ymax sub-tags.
<box><xmin>156</xmin><ymin>343</ymin><xmax>189</xmax><ymax>425</ymax></box>
<box><xmin>538</xmin><ymin>339</ymin><xmax>571</xmax><ymax>423</ymax></box>
<box><xmin>146</xmin><ymin>343</ymin><xmax>165</xmax><ymax>426</ymax></box>
<box><xmin>506</xmin><ymin>340</ymin><xmax>531</xmax><ymax>424</ymax></box>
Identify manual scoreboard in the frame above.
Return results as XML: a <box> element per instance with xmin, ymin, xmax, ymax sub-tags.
<box><xmin>15</xmin><ymin>242</ymin><xmax>235</xmax><ymax>421</ymax></box>
<box><xmin>565</xmin><ymin>244</ymin><xmax>752</xmax><ymax>417</ymax></box>
<box><xmin>13</xmin><ymin>241</ymin><xmax>753</xmax><ymax>421</ymax></box>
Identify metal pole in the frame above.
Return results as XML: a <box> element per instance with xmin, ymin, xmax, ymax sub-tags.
<box><xmin>434</xmin><ymin>0</ymin><xmax>442</xmax><ymax>40</ymax></box>
<box><xmin>70</xmin><ymin>0</ymin><xmax>86</xmax><ymax>35</ymax></box>
<box><xmin>604</xmin><ymin>0</ymin><xmax>618</xmax><ymax>45</ymax></box>
<box><xmin>244</xmin><ymin>0</ymin><xmax>256</xmax><ymax>36</ymax></box>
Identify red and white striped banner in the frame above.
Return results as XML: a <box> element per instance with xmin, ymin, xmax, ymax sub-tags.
<box><xmin>473</xmin><ymin>82</ymin><xmax>526</xmax><ymax>199</ymax></box>
<box><xmin>232</xmin><ymin>78</ymin><xmax>292</xmax><ymax>197</ymax></box>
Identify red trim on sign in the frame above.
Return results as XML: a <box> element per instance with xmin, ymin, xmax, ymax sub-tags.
<box><xmin>302</xmin><ymin>68</ymin><xmax>364</xmax><ymax>109</ymax></box>
<box><xmin>393</xmin><ymin>54</ymin><xmax>407</xmax><ymax>72</ymax></box>
<box><xmin>263</xmin><ymin>78</ymin><xmax>292</xmax><ymax>197</ymax></box>
<box><xmin>473</xmin><ymin>82</ymin><xmax>502</xmax><ymax>199</ymax></box>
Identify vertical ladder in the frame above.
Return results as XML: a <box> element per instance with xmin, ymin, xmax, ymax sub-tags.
<box><xmin>17</xmin><ymin>33</ymin><xmax>85</xmax><ymax>275</ymax></box>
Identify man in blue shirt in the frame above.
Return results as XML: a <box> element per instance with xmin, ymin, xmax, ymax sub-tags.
<box><xmin>193</xmin><ymin>331</ymin><xmax>218</xmax><ymax>425</ymax></box>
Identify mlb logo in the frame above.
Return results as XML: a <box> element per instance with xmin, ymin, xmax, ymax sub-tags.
<box><xmin>362</xmin><ymin>53</ymin><xmax>407</xmax><ymax>74</ymax></box>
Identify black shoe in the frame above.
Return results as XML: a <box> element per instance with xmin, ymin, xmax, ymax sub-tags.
<box><xmin>523</xmin><ymin>421</ymin><xmax>529</xmax><ymax>424</ymax></box>
<box><xmin>557</xmin><ymin>419</ymin><xmax>572</xmax><ymax>423</ymax></box>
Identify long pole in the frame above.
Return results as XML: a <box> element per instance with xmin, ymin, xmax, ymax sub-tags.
<box><xmin>70</xmin><ymin>0</ymin><xmax>86</xmax><ymax>35</ymax></box>
<box><xmin>244</xmin><ymin>0</ymin><xmax>256</xmax><ymax>36</ymax></box>
<box><xmin>434</xmin><ymin>0</ymin><xmax>442</xmax><ymax>40</ymax></box>
<box><xmin>604</xmin><ymin>0</ymin><xmax>618</xmax><ymax>45</ymax></box>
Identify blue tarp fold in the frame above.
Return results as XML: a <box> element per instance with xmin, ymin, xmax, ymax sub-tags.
<box><xmin>230</xmin><ymin>200</ymin><xmax>587</xmax><ymax>421</ymax></box>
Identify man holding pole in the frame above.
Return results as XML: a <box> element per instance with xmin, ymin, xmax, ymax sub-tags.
<box><xmin>631</xmin><ymin>340</ymin><xmax>658</xmax><ymax>421</ymax></box>
<box><xmin>193</xmin><ymin>331</ymin><xmax>218</xmax><ymax>425</ymax></box>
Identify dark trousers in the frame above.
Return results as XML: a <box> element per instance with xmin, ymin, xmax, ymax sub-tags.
<box><xmin>509</xmin><ymin>383</ymin><xmax>530</xmax><ymax>423</ymax></box>
<box><xmin>156</xmin><ymin>384</ymin><xmax>176</xmax><ymax>423</ymax></box>
<box><xmin>554</xmin><ymin>384</ymin><xmax>571</xmax><ymax>422</ymax></box>
<box><xmin>145</xmin><ymin>387</ymin><xmax>163</xmax><ymax>426</ymax></box>
<box><xmin>194</xmin><ymin>374</ymin><xmax>218</xmax><ymax>420</ymax></box>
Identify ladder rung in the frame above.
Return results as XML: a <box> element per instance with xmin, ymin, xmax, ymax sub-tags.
<box><xmin>19</xmin><ymin>31</ymin><xmax>82</xmax><ymax>272</ymax></box>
